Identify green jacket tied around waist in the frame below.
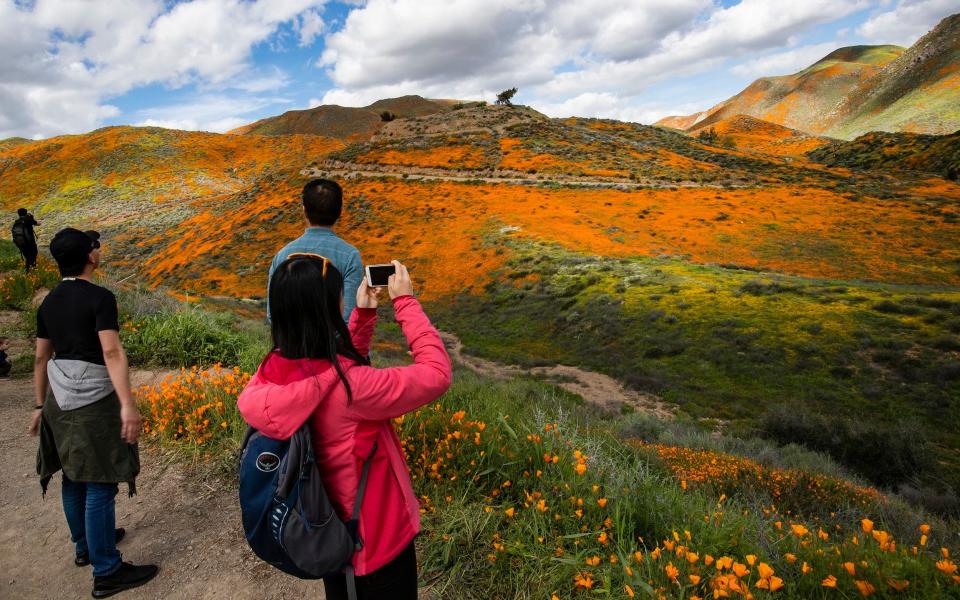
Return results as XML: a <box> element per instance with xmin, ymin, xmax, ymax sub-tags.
<box><xmin>37</xmin><ymin>390</ymin><xmax>140</xmax><ymax>497</ymax></box>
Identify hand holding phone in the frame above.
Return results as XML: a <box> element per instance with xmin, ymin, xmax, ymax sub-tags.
<box><xmin>366</xmin><ymin>263</ymin><xmax>396</xmax><ymax>287</ymax></box>
<box><xmin>387</xmin><ymin>260</ymin><xmax>414</xmax><ymax>299</ymax></box>
<box><xmin>356</xmin><ymin>278</ymin><xmax>381</xmax><ymax>309</ymax></box>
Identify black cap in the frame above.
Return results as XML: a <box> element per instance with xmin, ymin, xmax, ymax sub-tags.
<box><xmin>50</xmin><ymin>228</ymin><xmax>101</xmax><ymax>272</ymax></box>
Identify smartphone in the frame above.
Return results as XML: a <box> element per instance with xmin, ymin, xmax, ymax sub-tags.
<box><xmin>366</xmin><ymin>264</ymin><xmax>396</xmax><ymax>287</ymax></box>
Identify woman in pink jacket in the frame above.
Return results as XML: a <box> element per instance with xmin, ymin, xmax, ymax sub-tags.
<box><xmin>237</xmin><ymin>255</ymin><xmax>451</xmax><ymax>600</ymax></box>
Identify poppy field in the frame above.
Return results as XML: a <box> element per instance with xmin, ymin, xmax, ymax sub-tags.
<box><xmin>131</xmin><ymin>360</ymin><xmax>960</xmax><ymax>598</ymax></box>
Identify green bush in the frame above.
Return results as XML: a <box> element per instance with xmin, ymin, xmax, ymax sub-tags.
<box><xmin>758</xmin><ymin>406</ymin><xmax>933</xmax><ymax>489</ymax></box>
<box><xmin>0</xmin><ymin>256</ymin><xmax>61</xmax><ymax>309</ymax></box>
<box><xmin>121</xmin><ymin>308</ymin><xmax>266</xmax><ymax>369</ymax></box>
<box><xmin>0</xmin><ymin>240</ymin><xmax>23</xmax><ymax>271</ymax></box>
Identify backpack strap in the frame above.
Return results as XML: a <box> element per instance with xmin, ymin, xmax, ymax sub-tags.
<box><xmin>345</xmin><ymin>440</ymin><xmax>378</xmax><ymax>600</ymax></box>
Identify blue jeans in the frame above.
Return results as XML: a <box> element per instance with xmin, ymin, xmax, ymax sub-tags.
<box><xmin>61</xmin><ymin>475</ymin><xmax>122</xmax><ymax>577</ymax></box>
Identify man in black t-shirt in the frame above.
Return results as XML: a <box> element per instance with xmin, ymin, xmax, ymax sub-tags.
<box><xmin>11</xmin><ymin>208</ymin><xmax>40</xmax><ymax>271</ymax></box>
<box><xmin>29</xmin><ymin>228</ymin><xmax>158</xmax><ymax>597</ymax></box>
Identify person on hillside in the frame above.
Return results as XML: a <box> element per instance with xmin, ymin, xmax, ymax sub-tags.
<box><xmin>0</xmin><ymin>336</ymin><xmax>11</xmax><ymax>378</ymax></box>
<box><xmin>238</xmin><ymin>257</ymin><xmax>451</xmax><ymax>600</ymax></box>
<box><xmin>267</xmin><ymin>179</ymin><xmax>363</xmax><ymax>323</ymax></box>
<box><xmin>28</xmin><ymin>228</ymin><xmax>159</xmax><ymax>598</ymax></box>
<box><xmin>11</xmin><ymin>208</ymin><xmax>40</xmax><ymax>272</ymax></box>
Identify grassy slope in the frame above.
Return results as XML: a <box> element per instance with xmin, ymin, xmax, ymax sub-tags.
<box><xmin>0</xmin><ymin>126</ymin><xmax>342</xmax><ymax>290</ymax></box>
<box><xmin>831</xmin><ymin>15</ymin><xmax>960</xmax><ymax>139</ymax></box>
<box><xmin>432</xmin><ymin>237</ymin><xmax>960</xmax><ymax>495</ymax></box>
<box><xmin>4</xmin><ymin>109</ymin><xmax>960</xmax><ymax>505</ymax></box>
<box><xmin>4</xmin><ymin>244</ymin><xmax>958</xmax><ymax>597</ymax></box>
<box><xmin>808</xmin><ymin>131</ymin><xmax>960</xmax><ymax>179</ymax></box>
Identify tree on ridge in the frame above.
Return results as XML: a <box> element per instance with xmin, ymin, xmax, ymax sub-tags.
<box><xmin>496</xmin><ymin>88</ymin><xmax>518</xmax><ymax>106</ymax></box>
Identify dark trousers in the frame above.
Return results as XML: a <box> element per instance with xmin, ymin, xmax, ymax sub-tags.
<box><xmin>323</xmin><ymin>541</ymin><xmax>418</xmax><ymax>600</ymax></box>
<box><xmin>0</xmin><ymin>362</ymin><xmax>10</xmax><ymax>377</ymax></box>
<box><xmin>17</xmin><ymin>241</ymin><xmax>37</xmax><ymax>271</ymax></box>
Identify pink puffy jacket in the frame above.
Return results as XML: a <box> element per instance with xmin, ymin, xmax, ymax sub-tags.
<box><xmin>237</xmin><ymin>295</ymin><xmax>452</xmax><ymax>575</ymax></box>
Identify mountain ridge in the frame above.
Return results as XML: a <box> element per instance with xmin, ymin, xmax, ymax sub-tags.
<box><xmin>227</xmin><ymin>94</ymin><xmax>459</xmax><ymax>140</ymax></box>
<box><xmin>655</xmin><ymin>13</ymin><xmax>959</xmax><ymax>139</ymax></box>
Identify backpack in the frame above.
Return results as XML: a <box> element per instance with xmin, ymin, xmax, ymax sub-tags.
<box><xmin>239</xmin><ymin>423</ymin><xmax>377</xmax><ymax>599</ymax></box>
<box><xmin>11</xmin><ymin>219</ymin><xmax>29</xmax><ymax>246</ymax></box>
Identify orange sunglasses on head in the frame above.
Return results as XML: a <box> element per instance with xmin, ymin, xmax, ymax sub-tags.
<box><xmin>287</xmin><ymin>252</ymin><xmax>331</xmax><ymax>277</ymax></box>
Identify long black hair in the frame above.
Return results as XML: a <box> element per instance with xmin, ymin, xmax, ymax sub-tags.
<box><xmin>268</xmin><ymin>254</ymin><xmax>369</xmax><ymax>403</ymax></box>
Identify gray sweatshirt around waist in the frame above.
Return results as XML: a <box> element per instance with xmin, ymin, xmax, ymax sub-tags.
<box><xmin>47</xmin><ymin>359</ymin><xmax>115</xmax><ymax>411</ymax></box>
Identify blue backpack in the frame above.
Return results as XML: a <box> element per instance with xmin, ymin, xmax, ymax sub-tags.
<box><xmin>239</xmin><ymin>424</ymin><xmax>377</xmax><ymax>599</ymax></box>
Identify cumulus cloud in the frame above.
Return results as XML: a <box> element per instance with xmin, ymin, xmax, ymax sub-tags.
<box><xmin>316</xmin><ymin>0</ymin><xmax>869</xmax><ymax>122</ymax></box>
<box><xmin>0</xmin><ymin>0</ymin><xmax>325</xmax><ymax>139</ymax></box>
<box><xmin>729</xmin><ymin>42</ymin><xmax>840</xmax><ymax>78</ymax></box>
<box><xmin>133</xmin><ymin>94</ymin><xmax>293</xmax><ymax>133</ymax></box>
<box><xmin>298</xmin><ymin>8</ymin><xmax>326</xmax><ymax>47</ymax></box>
<box><xmin>536</xmin><ymin>92</ymin><xmax>710</xmax><ymax>124</ymax></box>
<box><xmin>857</xmin><ymin>0</ymin><xmax>956</xmax><ymax>46</ymax></box>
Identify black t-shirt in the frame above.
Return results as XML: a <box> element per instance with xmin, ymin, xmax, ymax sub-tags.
<box><xmin>37</xmin><ymin>279</ymin><xmax>119</xmax><ymax>365</ymax></box>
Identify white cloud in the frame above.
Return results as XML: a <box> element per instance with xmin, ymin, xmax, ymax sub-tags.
<box><xmin>222</xmin><ymin>68</ymin><xmax>293</xmax><ymax>93</ymax></box>
<box><xmin>134</xmin><ymin>94</ymin><xmax>292</xmax><ymax>133</ymax></box>
<box><xmin>0</xmin><ymin>0</ymin><xmax>325</xmax><ymax>139</ymax></box>
<box><xmin>298</xmin><ymin>8</ymin><xmax>326</xmax><ymax>47</ymax></box>
<box><xmin>729</xmin><ymin>42</ymin><xmax>840</xmax><ymax>78</ymax></box>
<box><xmin>536</xmin><ymin>92</ymin><xmax>711</xmax><ymax>124</ymax></box>
<box><xmin>857</xmin><ymin>0</ymin><xmax>956</xmax><ymax>46</ymax></box>
<box><xmin>316</xmin><ymin>0</ymin><xmax>868</xmax><ymax>123</ymax></box>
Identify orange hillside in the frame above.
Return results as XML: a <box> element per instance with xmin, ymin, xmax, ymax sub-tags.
<box><xmin>687</xmin><ymin>115</ymin><xmax>833</xmax><ymax>157</ymax></box>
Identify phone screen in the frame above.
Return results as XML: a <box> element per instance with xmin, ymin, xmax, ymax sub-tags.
<box><xmin>367</xmin><ymin>264</ymin><xmax>396</xmax><ymax>287</ymax></box>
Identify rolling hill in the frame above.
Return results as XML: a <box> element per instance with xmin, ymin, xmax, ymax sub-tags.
<box><xmin>227</xmin><ymin>94</ymin><xmax>457</xmax><ymax>140</ymax></box>
<box><xmin>2</xmin><ymin>102</ymin><xmax>959</xmax><ymax>500</ymax></box>
<box><xmin>809</xmin><ymin>130</ymin><xmax>960</xmax><ymax>179</ymax></box>
<box><xmin>686</xmin><ymin>114</ymin><xmax>833</xmax><ymax>157</ymax></box>
<box><xmin>3</xmin><ymin>106</ymin><xmax>958</xmax><ymax>296</ymax></box>
<box><xmin>656</xmin><ymin>13</ymin><xmax>959</xmax><ymax>139</ymax></box>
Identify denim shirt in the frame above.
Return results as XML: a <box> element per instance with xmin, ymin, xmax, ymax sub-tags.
<box><xmin>267</xmin><ymin>227</ymin><xmax>363</xmax><ymax>323</ymax></box>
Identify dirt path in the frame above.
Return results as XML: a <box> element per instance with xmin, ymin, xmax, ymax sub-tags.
<box><xmin>439</xmin><ymin>331</ymin><xmax>675</xmax><ymax>419</ymax></box>
<box><xmin>304</xmin><ymin>161</ymin><xmax>744</xmax><ymax>190</ymax></box>
<box><xmin>0</xmin><ymin>374</ymin><xmax>326</xmax><ymax>600</ymax></box>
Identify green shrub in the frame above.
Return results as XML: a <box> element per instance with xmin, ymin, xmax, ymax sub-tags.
<box><xmin>121</xmin><ymin>308</ymin><xmax>264</xmax><ymax>368</ymax></box>
<box><xmin>758</xmin><ymin>406</ymin><xmax>933</xmax><ymax>489</ymax></box>
<box><xmin>0</xmin><ymin>240</ymin><xmax>23</xmax><ymax>271</ymax></box>
<box><xmin>0</xmin><ymin>256</ymin><xmax>61</xmax><ymax>309</ymax></box>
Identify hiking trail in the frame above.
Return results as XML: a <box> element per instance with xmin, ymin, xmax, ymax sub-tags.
<box><xmin>0</xmin><ymin>372</ymin><xmax>327</xmax><ymax>600</ymax></box>
<box><xmin>439</xmin><ymin>331</ymin><xmax>676</xmax><ymax>419</ymax></box>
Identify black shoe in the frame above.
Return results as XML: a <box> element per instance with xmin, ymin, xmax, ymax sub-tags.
<box><xmin>91</xmin><ymin>562</ymin><xmax>159</xmax><ymax>598</ymax></box>
<box><xmin>75</xmin><ymin>529</ymin><xmax>127</xmax><ymax>567</ymax></box>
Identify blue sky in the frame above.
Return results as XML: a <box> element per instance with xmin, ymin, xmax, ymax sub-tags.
<box><xmin>0</xmin><ymin>0</ymin><xmax>955</xmax><ymax>139</ymax></box>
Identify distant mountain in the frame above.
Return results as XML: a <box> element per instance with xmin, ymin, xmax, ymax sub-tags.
<box><xmin>656</xmin><ymin>13</ymin><xmax>959</xmax><ymax>139</ymax></box>
<box><xmin>228</xmin><ymin>95</ymin><xmax>458</xmax><ymax>141</ymax></box>
<box><xmin>656</xmin><ymin>45</ymin><xmax>904</xmax><ymax>134</ymax></box>
<box><xmin>829</xmin><ymin>13</ymin><xmax>960</xmax><ymax>139</ymax></box>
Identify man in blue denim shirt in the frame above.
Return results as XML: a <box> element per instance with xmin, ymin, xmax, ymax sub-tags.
<box><xmin>267</xmin><ymin>179</ymin><xmax>363</xmax><ymax>323</ymax></box>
